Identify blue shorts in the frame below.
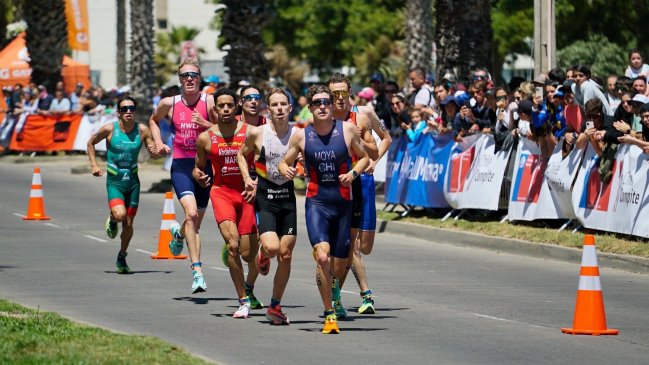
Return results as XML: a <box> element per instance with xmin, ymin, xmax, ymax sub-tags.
<box><xmin>351</xmin><ymin>173</ymin><xmax>376</xmax><ymax>231</ymax></box>
<box><xmin>171</xmin><ymin>158</ymin><xmax>212</xmax><ymax>210</ymax></box>
<box><xmin>305</xmin><ymin>198</ymin><xmax>351</xmax><ymax>259</ymax></box>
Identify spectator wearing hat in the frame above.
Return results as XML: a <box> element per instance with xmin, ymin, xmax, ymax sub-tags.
<box><xmin>439</xmin><ymin>94</ymin><xmax>459</xmax><ymax>135</ymax></box>
<box><xmin>357</xmin><ymin>87</ymin><xmax>375</xmax><ymax>109</ymax></box>
<box><xmin>202</xmin><ymin>75</ymin><xmax>220</xmax><ymax>95</ymax></box>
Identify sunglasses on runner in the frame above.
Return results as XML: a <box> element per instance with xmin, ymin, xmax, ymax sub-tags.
<box><xmin>179</xmin><ymin>71</ymin><xmax>200</xmax><ymax>79</ymax></box>
<box><xmin>119</xmin><ymin>105</ymin><xmax>136</xmax><ymax>113</ymax></box>
<box><xmin>242</xmin><ymin>94</ymin><xmax>262</xmax><ymax>101</ymax></box>
<box><xmin>331</xmin><ymin>90</ymin><xmax>349</xmax><ymax>99</ymax></box>
<box><xmin>310</xmin><ymin>98</ymin><xmax>333</xmax><ymax>107</ymax></box>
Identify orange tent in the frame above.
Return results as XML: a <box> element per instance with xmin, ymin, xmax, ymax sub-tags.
<box><xmin>0</xmin><ymin>33</ymin><xmax>91</xmax><ymax>93</ymax></box>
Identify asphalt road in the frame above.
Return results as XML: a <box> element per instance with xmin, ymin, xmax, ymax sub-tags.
<box><xmin>1</xmin><ymin>157</ymin><xmax>649</xmax><ymax>365</ymax></box>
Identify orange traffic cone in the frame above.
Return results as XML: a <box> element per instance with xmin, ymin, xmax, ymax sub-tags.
<box><xmin>151</xmin><ymin>192</ymin><xmax>187</xmax><ymax>260</ymax></box>
<box><xmin>23</xmin><ymin>167</ymin><xmax>50</xmax><ymax>220</ymax></box>
<box><xmin>561</xmin><ymin>234</ymin><xmax>618</xmax><ymax>335</ymax></box>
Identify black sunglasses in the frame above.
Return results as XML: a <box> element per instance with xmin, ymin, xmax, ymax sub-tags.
<box><xmin>179</xmin><ymin>71</ymin><xmax>200</xmax><ymax>79</ymax></box>
<box><xmin>119</xmin><ymin>105</ymin><xmax>136</xmax><ymax>113</ymax></box>
<box><xmin>310</xmin><ymin>98</ymin><xmax>333</xmax><ymax>107</ymax></box>
<box><xmin>496</xmin><ymin>96</ymin><xmax>508</xmax><ymax>101</ymax></box>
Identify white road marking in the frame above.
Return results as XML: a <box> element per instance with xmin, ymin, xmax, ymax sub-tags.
<box><xmin>85</xmin><ymin>235</ymin><xmax>107</xmax><ymax>243</ymax></box>
<box><xmin>136</xmin><ymin>249</ymin><xmax>155</xmax><ymax>255</ymax></box>
<box><xmin>44</xmin><ymin>223</ymin><xmax>63</xmax><ymax>228</ymax></box>
<box><xmin>208</xmin><ymin>266</ymin><xmax>229</xmax><ymax>272</ymax></box>
<box><xmin>13</xmin><ymin>213</ymin><xmax>24</xmax><ymax>218</ymax></box>
<box><xmin>474</xmin><ymin>313</ymin><xmax>516</xmax><ymax>323</ymax></box>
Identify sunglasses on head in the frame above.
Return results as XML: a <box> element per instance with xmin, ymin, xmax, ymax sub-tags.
<box><xmin>179</xmin><ymin>71</ymin><xmax>200</xmax><ymax>79</ymax></box>
<box><xmin>310</xmin><ymin>98</ymin><xmax>332</xmax><ymax>107</ymax></box>
<box><xmin>242</xmin><ymin>94</ymin><xmax>262</xmax><ymax>101</ymax></box>
<box><xmin>119</xmin><ymin>105</ymin><xmax>136</xmax><ymax>113</ymax></box>
<box><xmin>331</xmin><ymin>90</ymin><xmax>349</xmax><ymax>98</ymax></box>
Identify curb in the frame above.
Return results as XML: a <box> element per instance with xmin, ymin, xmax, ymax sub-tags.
<box><xmin>377</xmin><ymin>219</ymin><xmax>649</xmax><ymax>274</ymax></box>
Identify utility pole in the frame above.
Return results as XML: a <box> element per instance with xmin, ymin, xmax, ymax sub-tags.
<box><xmin>534</xmin><ymin>0</ymin><xmax>556</xmax><ymax>75</ymax></box>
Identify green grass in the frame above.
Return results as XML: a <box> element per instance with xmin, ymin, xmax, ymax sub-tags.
<box><xmin>377</xmin><ymin>209</ymin><xmax>649</xmax><ymax>258</ymax></box>
<box><xmin>0</xmin><ymin>299</ymin><xmax>214</xmax><ymax>365</ymax></box>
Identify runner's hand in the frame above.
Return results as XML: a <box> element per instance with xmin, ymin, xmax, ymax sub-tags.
<box><xmin>156</xmin><ymin>143</ymin><xmax>170</xmax><ymax>156</ymax></box>
<box><xmin>243</xmin><ymin>176</ymin><xmax>257</xmax><ymax>192</ymax></box>
<box><xmin>339</xmin><ymin>172</ymin><xmax>353</xmax><ymax>187</ymax></box>
<box><xmin>192</xmin><ymin>110</ymin><xmax>205</xmax><ymax>126</ymax></box>
<box><xmin>91</xmin><ymin>166</ymin><xmax>102</xmax><ymax>177</ymax></box>
<box><xmin>146</xmin><ymin>144</ymin><xmax>160</xmax><ymax>159</ymax></box>
<box><xmin>283</xmin><ymin>166</ymin><xmax>297</xmax><ymax>180</ymax></box>
<box><xmin>241</xmin><ymin>185</ymin><xmax>256</xmax><ymax>203</ymax></box>
<box><xmin>365</xmin><ymin>159</ymin><xmax>377</xmax><ymax>175</ymax></box>
<box><xmin>194</xmin><ymin>170</ymin><xmax>211</xmax><ymax>188</ymax></box>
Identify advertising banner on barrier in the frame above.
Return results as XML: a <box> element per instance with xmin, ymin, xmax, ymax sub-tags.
<box><xmin>508</xmin><ymin>138</ymin><xmax>572</xmax><ymax>220</ymax></box>
<box><xmin>403</xmin><ymin>133</ymin><xmax>453</xmax><ymax>208</ymax></box>
<box><xmin>73</xmin><ymin>114</ymin><xmax>116</xmax><ymax>152</ymax></box>
<box><xmin>572</xmin><ymin>144</ymin><xmax>649</xmax><ymax>237</ymax></box>
<box><xmin>443</xmin><ymin>134</ymin><xmax>511</xmax><ymax>210</ymax></box>
<box><xmin>9</xmin><ymin>114</ymin><xmax>82</xmax><ymax>151</ymax></box>
<box><xmin>385</xmin><ymin>135</ymin><xmax>409</xmax><ymax>204</ymax></box>
<box><xmin>543</xmin><ymin>139</ymin><xmax>584</xmax><ymax>219</ymax></box>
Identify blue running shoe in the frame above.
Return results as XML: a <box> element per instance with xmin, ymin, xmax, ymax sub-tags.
<box><xmin>168</xmin><ymin>222</ymin><xmax>184</xmax><ymax>256</ymax></box>
<box><xmin>192</xmin><ymin>271</ymin><xmax>206</xmax><ymax>293</ymax></box>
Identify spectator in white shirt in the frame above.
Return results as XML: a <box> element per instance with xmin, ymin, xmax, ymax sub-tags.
<box><xmin>49</xmin><ymin>89</ymin><xmax>71</xmax><ymax>117</ymax></box>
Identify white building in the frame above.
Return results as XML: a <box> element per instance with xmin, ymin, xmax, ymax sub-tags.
<box><xmin>87</xmin><ymin>0</ymin><xmax>226</xmax><ymax>88</ymax></box>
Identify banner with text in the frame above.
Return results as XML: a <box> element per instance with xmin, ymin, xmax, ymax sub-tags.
<box><xmin>543</xmin><ymin>139</ymin><xmax>584</xmax><ymax>219</ymax></box>
<box><xmin>443</xmin><ymin>134</ymin><xmax>511</xmax><ymax>210</ymax></box>
<box><xmin>572</xmin><ymin>144</ymin><xmax>649</xmax><ymax>237</ymax></box>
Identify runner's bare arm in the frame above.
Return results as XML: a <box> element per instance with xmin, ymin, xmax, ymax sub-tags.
<box><xmin>139</xmin><ymin>124</ymin><xmax>159</xmax><ymax>159</ymax></box>
<box><xmin>87</xmin><ymin>124</ymin><xmax>113</xmax><ymax>177</ymax></box>
<box><xmin>192</xmin><ymin>131</ymin><xmax>211</xmax><ymax>188</ymax></box>
<box><xmin>148</xmin><ymin>97</ymin><xmax>173</xmax><ymax>155</ymax></box>
<box><xmin>237</xmin><ymin>126</ymin><xmax>259</xmax><ymax>192</ymax></box>
<box><xmin>279</xmin><ymin>129</ymin><xmax>304</xmax><ymax>180</ymax></box>
<box><xmin>339</xmin><ymin>123</ymin><xmax>369</xmax><ymax>186</ymax></box>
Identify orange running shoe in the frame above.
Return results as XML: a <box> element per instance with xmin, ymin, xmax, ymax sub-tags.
<box><xmin>322</xmin><ymin>314</ymin><xmax>340</xmax><ymax>334</ymax></box>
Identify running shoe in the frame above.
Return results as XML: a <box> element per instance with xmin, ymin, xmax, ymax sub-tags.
<box><xmin>358</xmin><ymin>295</ymin><xmax>375</xmax><ymax>314</ymax></box>
<box><xmin>233</xmin><ymin>300</ymin><xmax>251</xmax><ymax>319</ymax></box>
<box><xmin>191</xmin><ymin>271</ymin><xmax>207</xmax><ymax>293</ymax></box>
<box><xmin>322</xmin><ymin>313</ymin><xmax>340</xmax><ymax>334</ymax></box>
<box><xmin>256</xmin><ymin>250</ymin><xmax>270</xmax><ymax>276</ymax></box>
<box><xmin>333</xmin><ymin>299</ymin><xmax>347</xmax><ymax>319</ymax></box>
<box><xmin>116</xmin><ymin>252</ymin><xmax>130</xmax><ymax>274</ymax></box>
<box><xmin>221</xmin><ymin>244</ymin><xmax>229</xmax><ymax>267</ymax></box>
<box><xmin>105</xmin><ymin>216</ymin><xmax>118</xmax><ymax>239</ymax></box>
<box><xmin>248</xmin><ymin>292</ymin><xmax>264</xmax><ymax>309</ymax></box>
<box><xmin>168</xmin><ymin>222</ymin><xmax>184</xmax><ymax>256</ymax></box>
<box><xmin>266</xmin><ymin>305</ymin><xmax>290</xmax><ymax>325</ymax></box>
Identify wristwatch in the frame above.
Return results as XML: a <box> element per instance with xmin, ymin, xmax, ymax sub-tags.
<box><xmin>351</xmin><ymin>170</ymin><xmax>359</xmax><ymax>180</ymax></box>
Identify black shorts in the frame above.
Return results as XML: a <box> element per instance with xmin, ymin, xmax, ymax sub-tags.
<box><xmin>254</xmin><ymin>179</ymin><xmax>297</xmax><ymax>236</ymax></box>
<box><xmin>350</xmin><ymin>177</ymin><xmax>363</xmax><ymax>229</ymax></box>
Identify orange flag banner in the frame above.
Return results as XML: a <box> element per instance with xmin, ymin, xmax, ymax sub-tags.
<box><xmin>65</xmin><ymin>0</ymin><xmax>90</xmax><ymax>51</ymax></box>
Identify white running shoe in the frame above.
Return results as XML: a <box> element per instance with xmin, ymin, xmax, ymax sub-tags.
<box><xmin>233</xmin><ymin>301</ymin><xmax>251</xmax><ymax>319</ymax></box>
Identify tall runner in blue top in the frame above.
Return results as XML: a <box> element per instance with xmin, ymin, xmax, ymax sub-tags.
<box><xmin>279</xmin><ymin>85</ymin><xmax>369</xmax><ymax>334</ymax></box>
<box><xmin>328</xmin><ymin>73</ymin><xmax>392</xmax><ymax>316</ymax></box>
<box><xmin>237</xmin><ymin>88</ymin><xmax>297</xmax><ymax>325</ymax></box>
<box><xmin>149</xmin><ymin>59</ymin><xmax>215</xmax><ymax>293</ymax></box>
<box><xmin>87</xmin><ymin>97</ymin><xmax>157</xmax><ymax>274</ymax></box>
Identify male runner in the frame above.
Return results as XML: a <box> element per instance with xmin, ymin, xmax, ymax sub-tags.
<box><xmin>149</xmin><ymin>59</ymin><xmax>214</xmax><ymax>293</ymax></box>
<box><xmin>194</xmin><ymin>88</ymin><xmax>260</xmax><ymax>319</ymax></box>
<box><xmin>279</xmin><ymin>84</ymin><xmax>369</xmax><ymax>334</ymax></box>
<box><xmin>237</xmin><ymin>84</ymin><xmax>268</xmax><ymax>126</ymax></box>
<box><xmin>87</xmin><ymin>97</ymin><xmax>156</xmax><ymax>273</ymax></box>
<box><xmin>237</xmin><ymin>88</ymin><xmax>297</xmax><ymax>325</ymax></box>
<box><xmin>328</xmin><ymin>73</ymin><xmax>392</xmax><ymax>316</ymax></box>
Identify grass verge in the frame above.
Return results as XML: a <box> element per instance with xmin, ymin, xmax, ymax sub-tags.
<box><xmin>377</xmin><ymin>208</ymin><xmax>649</xmax><ymax>258</ymax></box>
<box><xmin>0</xmin><ymin>299</ymin><xmax>214</xmax><ymax>365</ymax></box>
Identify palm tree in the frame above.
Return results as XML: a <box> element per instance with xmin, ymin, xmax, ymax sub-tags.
<box><xmin>436</xmin><ymin>0</ymin><xmax>493</xmax><ymax>81</ymax></box>
<box><xmin>24</xmin><ymin>0</ymin><xmax>67</xmax><ymax>91</ymax></box>
<box><xmin>404</xmin><ymin>0</ymin><xmax>433</xmax><ymax>73</ymax></box>
<box><xmin>216</xmin><ymin>0</ymin><xmax>269</xmax><ymax>86</ymax></box>
<box><xmin>154</xmin><ymin>25</ymin><xmax>204</xmax><ymax>86</ymax></box>
<box><xmin>129</xmin><ymin>0</ymin><xmax>155</xmax><ymax>116</ymax></box>
<box><xmin>116</xmin><ymin>0</ymin><xmax>127</xmax><ymax>86</ymax></box>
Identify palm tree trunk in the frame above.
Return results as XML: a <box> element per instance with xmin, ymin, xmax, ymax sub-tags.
<box><xmin>405</xmin><ymin>0</ymin><xmax>433</xmax><ymax>73</ymax></box>
<box><xmin>435</xmin><ymin>0</ymin><xmax>494</xmax><ymax>82</ymax></box>
<box><xmin>129</xmin><ymin>0</ymin><xmax>154</xmax><ymax>117</ymax></box>
<box><xmin>116</xmin><ymin>0</ymin><xmax>127</xmax><ymax>86</ymax></box>
<box><xmin>24</xmin><ymin>0</ymin><xmax>67</xmax><ymax>92</ymax></box>
<box><xmin>217</xmin><ymin>0</ymin><xmax>269</xmax><ymax>86</ymax></box>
